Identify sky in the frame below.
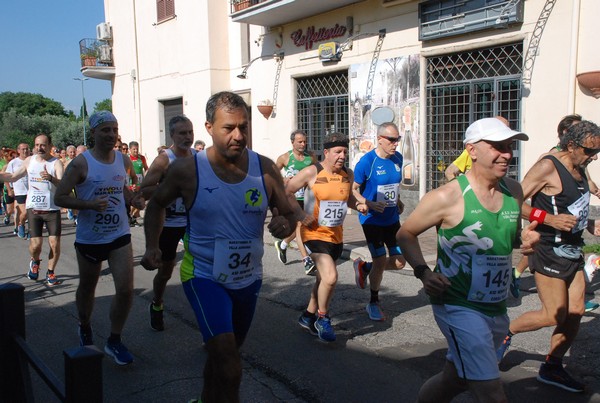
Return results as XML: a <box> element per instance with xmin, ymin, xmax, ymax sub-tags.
<box><xmin>0</xmin><ymin>1</ymin><xmax>112</xmax><ymax>115</ymax></box>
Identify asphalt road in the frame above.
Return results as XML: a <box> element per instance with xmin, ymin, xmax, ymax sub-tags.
<box><xmin>2</xmin><ymin>216</ymin><xmax>600</xmax><ymax>402</ymax></box>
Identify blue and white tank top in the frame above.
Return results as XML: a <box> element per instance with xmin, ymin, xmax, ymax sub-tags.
<box><xmin>181</xmin><ymin>149</ymin><xmax>268</xmax><ymax>290</ymax></box>
<box><xmin>164</xmin><ymin>148</ymin><xmax>196</xmax><ymax>228</ymax></box>
<box><xmin>26</xmin><ymin>157</ymin><xmax>60</xmax><ymax>211</ymax></box>
<box><xmin>75</xmin><ymin>151</ymin><xmax>130</xmax><ymax>244</ymax></box>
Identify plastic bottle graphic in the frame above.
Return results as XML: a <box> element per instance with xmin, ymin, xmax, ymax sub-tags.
<box><xmin>401</xmin><ymin>128</ymin><xmax>415</xmax><ymax>186</ymax></box>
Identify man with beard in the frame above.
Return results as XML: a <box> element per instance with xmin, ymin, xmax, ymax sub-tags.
<box><xmin>0</xmin><ymin>134</ymin><xmax>64</xmax><ymax>285</ymax></box>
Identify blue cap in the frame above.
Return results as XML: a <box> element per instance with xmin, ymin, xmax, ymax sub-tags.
<box><xmin>89</xmin><ymin>111</ymin><xmax>118</xmax><ymax>129</ymax></box>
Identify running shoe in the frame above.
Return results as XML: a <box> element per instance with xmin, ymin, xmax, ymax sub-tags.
<box><xmin>297</xmin><ymin>313</ymin><xmax>318</xmax><ymax>336</ymax></box>
<box><xmin>274</xmin><ymin>240</ymin><xmax>287</xmax><ymax>264</ymax></box>
<box><xmin>46</xmin><ymin>271</ymin><xmax>58</xmax><ymax>286</ymax></box>
<box><xmin>314</xmin><ymin>316</ymin><xmax>336</xmax><ymax>342</ymax></box>
<box><xmin>67</xmin><ymin>209</ymin><xmax>74</xmax><ymax>221</ymax></box>
<box><xmin>510</xmin><ymin>267</ymin><xmax>520</xmax><ymax>298</ymax></box>
<box><xmin>496</xmin><ymin>334</ymin><xmax>512</xmax><ymax>363</ymax></box>
<box><xmin>366</xmin><ymin>302</ymin><xmax>386</xmax><ymax>321</ymax></box>
<box><xmin>537</xmin><ymin>362</ymin><xmax>585</xmax><ymax>393</ymax></box>
<box><xmin>353</xmin><ymin>258</ymin><xmax>369</xmax><ymax>289</ymax></box>
<box><xmin>104</xmin><ymin>340</ymin><xmax>134</xmax><ymax>365</ymax></box>
<box><xmin>78</xmin><ymin>325</ymin><xmax>94</xmax><ymax>346</ymax></box>
<box><xmin>584</xmin><ymin>254</ymin><xmax>600</xmax><ymax>283</ymax></box>
<box><xmin>12</xmin><ymin>228</ymin><xmax>17</xmax><ymax>236</ymax></box>
<box><xmin>303</xmin><ymin>257</ymin><xmax>317</xmax><ymax>276</ymax></box>
<box><xmin>17</xmin><ymin>225</ymin><xmax>25</xmax><ymax>239</ymax></box>
<box><xmin>27</xmin><ymin>259</ymin><xmax>40</xmax><ymax>280</ymax></box>
<box><xmin>129</xmin><ymin>218</ymin><xmax>139</xmax><ymax>227</ymax></box>
<box><xmin>584</xmin><ymin>301</ymin><xmax>599</xmax><ymax>313</ymax></box>
<box><xmin>3</xmin><ymin>215</ymin><xmax>9</xmax><ymax>226</ymax></box>
<box><xmin>149</xmin><ymin>303</ymin><xmax>165</xmax><ymax>331</ymax></box>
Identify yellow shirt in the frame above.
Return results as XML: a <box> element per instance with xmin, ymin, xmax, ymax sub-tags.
<box><xmin>452</xmin><ymin>149</ymin><xmax>472</xmax><ymax>173</ymax></box>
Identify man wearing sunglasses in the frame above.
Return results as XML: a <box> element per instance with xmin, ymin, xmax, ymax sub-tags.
<box><xmin>497</xmin><ymin>120</ymin><xmax>600</xmax><ymax>393</ymax></box>
<box><xmin>352</xmin><ymin>122</ymin><xmax>406</xmax><ymax>321</ymax></box>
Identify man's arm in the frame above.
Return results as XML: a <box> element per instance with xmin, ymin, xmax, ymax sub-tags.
<box><xmin>444</xmin><ymin>163</ymin><xmax>461</xmax><ymax>182</ymax></box>
<box><xmin>54</xmin><ymin>156</ymin><xmax>104</xmax><ymax>211</ymax></box>
<box><xmin>285</xmin><ymin>165</ymin><xmax>318</xmax><ymax>228</ymax></box>
<box><xmin>520</xmin><ymin>158</ymin><xmax>576</xmax><ymax>231</ymax></box>
<box><xmin>397</xmin><ymin>185</ymin><xmax>455</xmax><ymax>295</ymax></box>
<box><xmin>275</xmin><ymin>152</ymin><xmax>289</xmax><ymax>171</ymax></box>
<box><xmin>260</xmin><ymin>155</ymin><xmax>297</xmax><ymax>239</ymax></box>
<box><xmin>138</xmin><ymin>153</ymin><xmax>170</xmax><ymax>200</ymax></box>
<box><xmin>0</xmin><ymin>157</ymin><xmax>29</xmax><ymax>182</ymax></box>
<box><xmin>142</xmin><ymin>158</ymin><xmax>195</xmax><ymax>269</ymax></box>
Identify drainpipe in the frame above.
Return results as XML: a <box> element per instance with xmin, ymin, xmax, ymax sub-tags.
<box><xmin>132</xmin><ymin>0</ymin><xmax>143</xmax><ymax>151</ymax></box>
<box><xmin>567</xmin><ymin>0</ymin><xmax>581</xmax><ymax>113</ymax></box>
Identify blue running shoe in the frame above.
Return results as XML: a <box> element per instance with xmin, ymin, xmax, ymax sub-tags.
<box><xmin>496</xmin><ymin>334</ymin><xmax>512</xmax><ymax>363</ymax></box>
<box><xmin>17</xmin><ymin>225</ymin><xmax>25</xmax><ymax>239</ymax></box>
<box><xmin>78</xmin><ymin>325</ymin><xmax>94</xmax><ymax>346</ymax></box>
<box><xmin>67</xmin><ymin>209</ymin><xmax>74</xmax><ymax>221</ymax></box>
<box><xmin>314</xmin><ymin>316</ymin><xmax>336</xmax><ymax>342</ymax></box>
<box><xmin>46</xmin><ymin>271</ymin><xmax>59</xmax><ymax>286</ymax></box>
<box><xmin>27</xmin><ymin>259</ymin><xmax>40</xmax><ymax>280</ymax></box>
<box><xmin>585</xmin><ymin>301</ymin><xmax>599</xmax><ymax>313</ymax></box>
<box><xmin>298</xmin><ymin>313</ymin><xmax>317</xmax><ymax>335</ymax></box>
<box><xmin>104</xmin><ymin>340</ymin><xmax>134</xmax><ymax>365</ymax></box>
<box><xmin>366</xmin><ymin>302</ymin><xmax>386</xmax><ymax>321</ymax></box>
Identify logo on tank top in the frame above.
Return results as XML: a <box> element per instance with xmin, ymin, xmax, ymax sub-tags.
<box><xmin>245</xmin><ymin>188</ymin><xmax>263</xmax><ymax>207</ymax></box>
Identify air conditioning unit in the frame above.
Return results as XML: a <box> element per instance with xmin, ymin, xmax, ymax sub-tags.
<box><xmin>96</xmin><ymin>22</ymin><xmax>112</xmax><ymax>41</ymax></box>
<box><xmin>99</xmin><ymin>45</ymin><xmax>112</xmax><ymax>63</ymax></box>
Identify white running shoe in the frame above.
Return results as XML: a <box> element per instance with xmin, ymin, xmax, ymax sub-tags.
<box><xmin>584</xmin><ymin>254</ymin><xmax>600</xmax><ymax>283</ymax></box>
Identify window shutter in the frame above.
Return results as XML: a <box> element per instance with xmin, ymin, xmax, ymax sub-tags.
<box><xmin>166</xmin><ymin>0</ymin><xmax>175</xmax><ymax>18</ymax></box>
<box><xmin>157</xmin><ymin>0</ymin><xmax>166</xmax><ymax>22</ymax></box>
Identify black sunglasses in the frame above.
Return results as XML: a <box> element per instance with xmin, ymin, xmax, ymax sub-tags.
<box><xmin>379</xmin><ymin>135</ymin><xmax>401</xmax><ymax>143</ymax></box>
<box><xmin>575</xmin><ymin>142</ymin><xmax>600</xmax><ymax>156</ymax></box>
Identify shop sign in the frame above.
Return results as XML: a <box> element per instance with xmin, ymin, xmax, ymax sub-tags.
<box><xmin>290</xmin><ymin>24</ymin><xmax>347</xmax><ymax>50</ymax></box>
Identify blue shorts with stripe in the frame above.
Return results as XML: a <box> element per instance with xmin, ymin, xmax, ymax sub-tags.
<box><xmin>182</xmin><ymin>278</ymin><xmax>262</xmax><ymax>343</ymax></box>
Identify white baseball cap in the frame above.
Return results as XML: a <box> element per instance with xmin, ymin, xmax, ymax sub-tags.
<box><xmin>463</xmin><ymin>117</ymin><xmax>528</xmax><ymax>145</ymax></box>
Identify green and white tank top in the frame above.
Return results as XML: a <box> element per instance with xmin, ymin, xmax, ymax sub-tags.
<box><xmin>431</xmin><ymin>175</ymin><xmax>520</xmax><ymax>317</ymax></box>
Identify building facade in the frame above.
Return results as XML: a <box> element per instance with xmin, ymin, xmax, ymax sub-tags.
<box><xmin>81</xmin><ymin>0</ymin><xmax>600</xmax><ymax>210</ymax></box>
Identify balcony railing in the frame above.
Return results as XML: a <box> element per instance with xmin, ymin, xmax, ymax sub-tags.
<box><xmin>79</xmin><ymin>38</ymin><xmax>113</xmax><ymax>68</ymax></box>
<box><xmin>230</xmin><ymin>0</ymin><xmax>365</xmax><ymax>27</ymax></box>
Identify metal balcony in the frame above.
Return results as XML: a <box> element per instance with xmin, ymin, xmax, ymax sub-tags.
<box><xmin>230</xmin><ymin>0</ymin><xmax>365</xmax><ymax>27</ymax></box>
<box><xmin>79</xmin><ymin>38</ymin><xmax>115</xmax><ymax>80</ymax></box>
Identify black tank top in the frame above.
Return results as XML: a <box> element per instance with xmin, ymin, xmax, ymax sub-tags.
<box><xmin>532</xmin><ymin>155</ymin><xmax>589</xmax><ymax>246</ymax></box>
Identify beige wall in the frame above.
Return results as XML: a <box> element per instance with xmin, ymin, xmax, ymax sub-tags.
<box><xmin>104</xmin><ymin>0</ymin><xmax>600</xmax><ymax>203</ymax></box>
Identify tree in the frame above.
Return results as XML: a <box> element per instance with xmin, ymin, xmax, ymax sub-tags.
<box><xmin>0</xmin><ymin>92</ymin><xmax>67</xmax><ymax>119</ymax></box>
<box><xmin>94</xmin><ymin>98</ymin><xmax>112</xmax><ymax>113</ymax></box>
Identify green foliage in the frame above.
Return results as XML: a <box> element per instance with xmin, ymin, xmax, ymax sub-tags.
<box><xmin>94</xmin><ymin>98</ymin><xmax>112</xmax><ymax>113</ymax></box>
<box><xmin>0</xmin><ymin>92</ymin><xmax>67</xmax><ymax>119</ymax></box>
<box><xmin>0</xmin><ymin>109</ymin><xmax>85</xmax><ymax>149</ymax></box>
<box><xmin>583</xmin><ymin>244</ymin><xmax>600</xmax><ymax>254</ymax></box>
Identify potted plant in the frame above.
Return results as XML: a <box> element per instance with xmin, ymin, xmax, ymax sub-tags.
<box><xmin>80</xmin><ymin>45</ymin><xmax>99</xmax><ymax>67</ymax></box>
<box><xmin>233</xmin><ymin>0</ymin><xmax>251</xmax><ymax>12</ymax></box>
<box><xmin>257</xmin><ymin>100</ymin><xmax>273</xmax><ymax>119</ymax></box>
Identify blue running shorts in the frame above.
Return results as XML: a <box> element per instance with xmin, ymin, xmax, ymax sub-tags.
<box><xmin>432</xmin><ymin>304</ymin><xmax>509</xmax><ymax>381</ymax></box>
<box><xmin>182</xmin><ymin>278</ymin><xmax>262</xmax><ymax>343</ymax></box>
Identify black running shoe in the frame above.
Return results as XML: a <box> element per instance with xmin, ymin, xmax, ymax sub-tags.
<box><xmin>537</xmin><ymin>362</ymin><xmax>584</xmax><ymax>393</ymax></box>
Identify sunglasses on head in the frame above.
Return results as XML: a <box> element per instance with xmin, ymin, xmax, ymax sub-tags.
<box><xmin>379</xmin><ymin>135</ymin><xmax>401</xmax><ymax>143</ymax></box>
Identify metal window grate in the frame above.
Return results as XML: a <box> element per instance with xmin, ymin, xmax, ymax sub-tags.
<box><xmin>426</xmin><ymin>43</ymin><xmax>523</xmax><ymax>190</ymax></box>
<box><xmin>296</xmin><ymin>72</ymin><xmax>349</xmax><ymax>160</ymax></box>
